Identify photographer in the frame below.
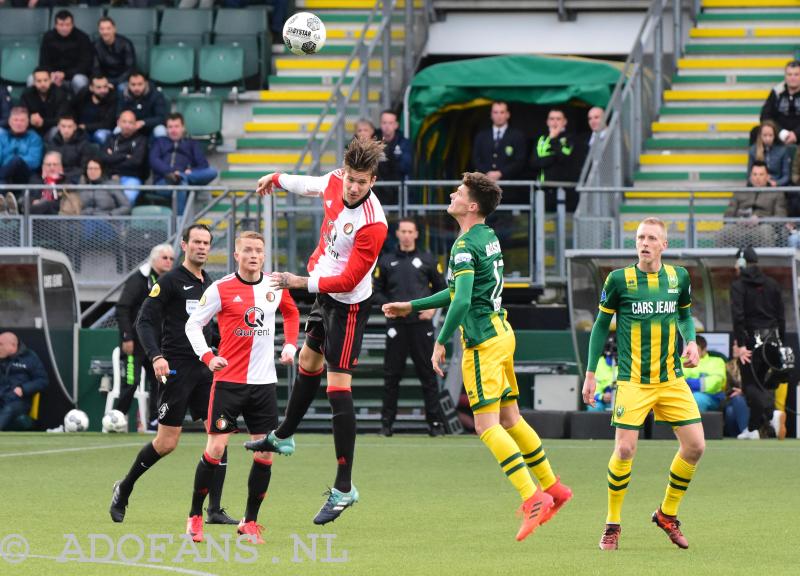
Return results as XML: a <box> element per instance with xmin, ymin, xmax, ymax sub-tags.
<box><xmin>730</xmin><ymin>247</ymin><xmax>786</xmax><ymax>439</ymax></box>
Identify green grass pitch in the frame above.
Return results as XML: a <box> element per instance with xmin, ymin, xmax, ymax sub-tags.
<box><xmin>0</xmin><ymin>433</ymin><xmax>797</xmax><ymax>576</ymax></box>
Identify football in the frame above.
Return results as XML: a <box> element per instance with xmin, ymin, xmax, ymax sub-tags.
<box><xmin>102</xmin><ymin>409</ymin><xmax>128</xmax><ymax>433</ymax></box>
<box><xmin>282</xmin><ymin>11</ymin><xmax>326</xmax><ymax>56</ymax></box>
<box><xmin>64</xmin><ymin>409</ymin><xmax>89</xmax><ymax>432</ymax></box>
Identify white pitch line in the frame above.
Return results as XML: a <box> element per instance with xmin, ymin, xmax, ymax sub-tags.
<box><xmin>0</xmin><ymin>442</ymin><xmax>143</xmax><ymax>458</ymax></box>
<box><xmin>24</xmin><ymin>555</ymin><xmax>219</xmax><ymax>576</ymax></box>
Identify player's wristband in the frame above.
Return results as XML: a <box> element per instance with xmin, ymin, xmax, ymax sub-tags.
<box><xmin>308</xmin><ymin>277</ymin><xmax>319</xmax><ymax>293</ymax></box>
<box><xmin>272</xmin><ymin>173</ymin><xmax>282</xmax><ymax>188</ymax></box>
<box><xmin>201</xmin><ymin>351</ymin><xmax>215</xmax><ymax>366</ymax></box>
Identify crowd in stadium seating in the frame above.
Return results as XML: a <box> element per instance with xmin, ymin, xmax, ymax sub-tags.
<box><xmin>0</xmin><ymin>9</ymin><xmax>218</xmax><ymax>216</ymax></box>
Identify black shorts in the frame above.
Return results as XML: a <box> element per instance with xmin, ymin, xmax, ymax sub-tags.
<box><xmin>305</xmin><ymin>293</ymin><xmax>372</xmax><ymax>374</ymax></box>
<box><xmin>207</xmin><ymin>381</ymin><xmax>278</xmax><ymax>435</ymax></box>
<box><xmin>157</xmin><ymin>357</ymin><xmax>212</xmax><ymax>427</ymax></box>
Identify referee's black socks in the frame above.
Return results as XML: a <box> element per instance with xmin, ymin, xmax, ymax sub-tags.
<box><xmin>207</xmin><ymin>447</ymin><xmax>228</xmax><ymax>512</ymax></box>
<box><xmin>276</xmin><ymin>366</ymin><xmax>324</xmax><ymax>438</ymax></box>
<box><xmin>328</xmin><ymin>389</ymin><xmax>356</xmax><ymax>493</ymax></box>
<box><xmin>120</xmin><ymin>442</ymin><xmax>162</xmax><ymax>494</ymax></box>
<box><xmin>245</xmin><ymin>457</ymin><xmax>272</xmax><ymax>522</ymax></box>
<box><xmin>190</xmin><ymin>451</ymin><xmax>220</xmax><ymax>517</ymax></box>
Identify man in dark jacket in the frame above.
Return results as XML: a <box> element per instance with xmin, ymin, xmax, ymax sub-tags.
<box><xmin>759</xmin><ymin>60</ymin><xmax>800</xmax><ymax>146</ymax></box>
<box><xmin>94</xmin><ymin>17</ymin><xmax>137</xmax><ymax>91</ymax></box>
<box><xmin>471</xmin><ymin>101</ymin><xmax>528</xmax><ymax>203</ymax></box>
<box><xmin>0</xmin><ymin>332</ymin><xmax>48</xmax><ymax>431</ymax></box>
<box><xmin>20</xmin><ymin>68</ymin><xmax>70</xmax><ymax>139</ymax></box>
<box><xmin>102</xmin><ymin>110</ymin><xmax>148</xmax><ymax>205</ymax></box>
<box><xmin>0</xmin><ymin>87</ymin><xmax>11</xmax><ymax>129</ymax></box>
<box><xmin>149</xmin><ymin>113</ymin><xmax>217</xmax><ymax>213</ymax></box>
<box><xmin>118</xmin><ymin>72</ymin><xmax>168</xmax><ymax>139</ymax></box>
<box><xmin>46</xmin><ymin>115</ymin><xmax>96</xmax><ymax>184</ymax></box>
<box><xmin>372</xmin><ymin>218</ymin><xmax>447</xmax><ymax>436</ymax></box>
<box><xmin>115</xmin><ymin>243</ymin><xmax>175</xmax><ymax>428</ymax></box>
<box><xmin>39</xmin><ymin>10</ymin><xmax>93</xmax><ymax>94</ymax></box>
<box><xmin>531</xmin><ymin>108</ymin><xmax>580</xmax><ymax>212</ymax></box>
<box><xmin>375</xmin><ymin>110</ymin><xmax>412</xmax><ymax>205</ymax></box>
<box><xmin>730</xmin><ymin>247</ymin><xmax>786</xmax><ymax>439</ymax></box>
<box><xmin>72</xmin><ymin>75</ymin><xmax>118</xmax><ymax>147</ymax></box>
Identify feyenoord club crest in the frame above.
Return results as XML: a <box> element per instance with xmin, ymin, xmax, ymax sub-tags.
<box><xmin>216</xmin><ymin>416</ymin><xmax>229</xmax><ymax>431</ymax></box>
<box><xmin>343</xmin><ymin>223</ymin><xmax>354</xmax><ymax>235</ymax></box>
<box><xmin>266</xmin><ymin>292</ymin><xmax>276</xmax><ymax>302</ymax></box>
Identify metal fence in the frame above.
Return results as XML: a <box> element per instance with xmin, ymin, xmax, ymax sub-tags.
<box><xmin>573</xmin><ymin>187</ymin><xmax>800</xmax><ymax>250</ymax></box>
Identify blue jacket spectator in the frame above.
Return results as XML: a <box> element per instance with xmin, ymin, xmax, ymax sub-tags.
<box><xmin>149</xmin><ymin>113</ymin><xmax>218</xmax><ymax>214</ymax></box>
<box><xmin>0</xmin><ymin>107</ymin><xmax>43</xmax><ymax>186</ymax></box>
<box><xmin>0</xmin><ymin>332</ymin><xmax>48</xmax><ymax>431</ymax></box>
<box><xmin>747</xmin><ymin>121</ymin><xmax>792</xmax><ymax>187</ymax></box>
<box><xmin>117</xmin><ymin>72</ymin><xmax>168</xmax><ymax>138</ymax></box>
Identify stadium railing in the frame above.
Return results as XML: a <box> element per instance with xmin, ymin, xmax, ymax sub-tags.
<box><xmin>574</xmin><ymin>186</ymin><xmax>800</xmax><ymax>250</ymax></box>
<box><xmin>578</xmin><ymin>0</ymin><xmax>701</xmax><ymax>219</ymax></box>
<box><xmin>431</xmin><ymin>0</ymin><xmax>652</xmax><ymax>20</ymax></box>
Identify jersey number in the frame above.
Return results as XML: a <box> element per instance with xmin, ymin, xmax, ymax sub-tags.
<box><xmin>491</xmin><ymin>259</ymin><xmax>504</xmax><ymax>311</ymax></box>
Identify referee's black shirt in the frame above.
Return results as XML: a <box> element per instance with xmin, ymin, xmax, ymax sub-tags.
<box><xmin>135</xmin><ymin>264</ymin><xmax>213</xmax><ymax>362</ymax></box>
<box><xmin>372</xmin><ymin>247</ymin><xmax>446</xmax><ymax>323</ymax></box>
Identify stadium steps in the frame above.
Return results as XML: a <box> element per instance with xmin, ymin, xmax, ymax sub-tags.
<box><xmin>630</xmin><ymin>0</ymin><xmax>795</xmax><ymax>210</ymax></box>
<box><xmin>222</xmin><ymin>3</ymin><xmax>407</xmax><ymax>188</ymax></box>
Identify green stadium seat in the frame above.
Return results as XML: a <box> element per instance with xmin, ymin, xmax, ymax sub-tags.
<box><xmin>0</xmin><ymin>8</ymin><xmax>49</xmax><ymax>51</ymax></box>
<box><xmin>175</xmin><ymin>95</ymin><xmax>223</xmax><ymax>142</ymax></box>
<box><xmin>106</xmin><ymin>8</ymin><xmax>158</xmax><ymax>38</ymax></box>
<box><xmin>0</xmin><ymin>42</ymin><xmax>39</xmax><ymax>86</ymax></box>
<box><xmin>213</xmin><ymin>8</ymin><xmax>270</xmax><ymax>85</ymax></box>
<box><xmin>149</xmin><ymin>43</ymin><xmax>195</xmax><ymax>88</ymax></box>
<box><xmin>50</xmin><ymin>6</ymin><xmax>104</xmax><ymax>39</ymax></box>
<box><xmin>198</xmin><ymin>44</ymin><xmax>244</xmax><ymax>89</ymax></box>
<box><xmin>159</xmin><ymin>8</ymin><xmax>212</xmax><ymax>50</ymax></box>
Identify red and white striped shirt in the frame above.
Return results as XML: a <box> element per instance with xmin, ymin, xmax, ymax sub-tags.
<box><xmin>273</xmin><ymin>170</ymin><xmax>388</xmax><ymax>304</ymax></box>
<box><xmin>185</xmin><ymin>272</ymin><xmax>300</xmax><ymax>384</ymax></box>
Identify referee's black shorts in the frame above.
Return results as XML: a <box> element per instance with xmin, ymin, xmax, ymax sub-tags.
<box><xmin>304</xmin><ymin>293</ymin><xmax>372</xmax><ymax>374</ymax></box>
<box><xmin>207</xmin><ymin>381</ymin><xmax>278</xmax><ymax>435</ymax></box>
<box><xmin>156</xmin><ymin>357</ymin><xmax>212</xmax><ymax>427</ymax></box>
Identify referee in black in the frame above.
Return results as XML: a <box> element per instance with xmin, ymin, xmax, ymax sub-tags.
<box><xmin>373</xmin><ymin>218</ymin><xmax>447</xmax><ymax>436</ymax></box>
<box><xmin>110</xmin><ymin>224</ymin><xmax>235</xmax><ymax>525</ymax></box>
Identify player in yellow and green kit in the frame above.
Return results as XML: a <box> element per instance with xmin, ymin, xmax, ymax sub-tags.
<box><xmin>383</xmin><ymin>172</ymin><xmax>572</xmax><ymax>542</ymax></box>
<box><xmin>582</xmin><ymin>217</ymin><xmax>705</xmax><ymax>551</ymax></box>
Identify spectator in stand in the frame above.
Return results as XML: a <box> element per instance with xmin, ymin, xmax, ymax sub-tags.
<box><xmin>20</xmin><ymin>67</ymin><xmax>69</xmax><ymax>139</ymax></box>
<box><xmin>585</xmin><ymin>106</ymin><xmax>607</xmax><ymax>151</ymax></box>
<box><xmin>46</xmin><ymin>115</ymin><xmax>96</xmax><ymax>185</ymax></box>
<box><xmin>757</xmin><ymin>60</ymin><xmax>800</xmax><ymax>146</ymax></box>
<box><xmin>94</xmin><ymin>17</ymin><xmax>136</xmax><ymax>92</ymax></box>
<box><xmin>72</xmin><ymin>75</ymin><xmax>118</xmax><ymax>147</ymax></box>
<box><xmin>747</xmin><ymin>121</ymin><xmax>791</xmax><ymax>188</ymax></box>
<box><xmin>79</xmin><ymin>158</ymin><xmax>131</xmax><ymax>216</ymax></box>
<box><xmin>149</xmin><ymin>112</ymin><xmax>218</xmax><ymax>214</ymax></box>
<box><xmin>39</xmin><ymin>10</ymin><xmax>93</xmax><ymax>94</ymax></box>
<box><xmin>0</xmin><ymin>332</ymin><xmax>48</xmax><ymax>432</ymax></box>
<box><xmin>102</xmin><ymin>110</ymin><xmax>149</xmax><ymax>206</ymax></box>
<box><xmin>28</xmin><ymin>151</ymin><xmax>81</xmax><ymax>215</ymax></box>
<box><xmin>0</xmin><ymin>107</ymin><xmax>42</xmax><ymax>186</ymax></box>
<box><xmin>118</xmin><ymin>71</ymin><xmax>168</xmax><ymax>139</ymax></box>
<box><xmin>377</xmin><ymin>110</ymin><xmax>411</xmax><ymax>181</ymax></box>
<box><xmin>531</xmin><ymin>108</ymin><xmax>580</xmax><ymax>212</ymax></box>
<box><xmin>354</xmin><ymin>118</ymin><xmax>377</xmax><ymax>141</ymax></box>
<box><xmin>471</xmin><ymin>101</ymin><xmax>526</xmax><ymax>182</ymax></box>
<box><xmin>716</xmin><ymin>162</ymin><xmax>787</xmax><ymax>247</ymax></box>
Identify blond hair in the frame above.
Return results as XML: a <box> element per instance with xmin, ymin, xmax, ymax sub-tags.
<box><xmin>639</xmin><ymin>217</ymin><xmax>668</xmax><ymax>241</ymax></box>
<box><xmin>235</xmin><ymin>231</ymin><xmax>265</xmax><ymax>249</ymax></box>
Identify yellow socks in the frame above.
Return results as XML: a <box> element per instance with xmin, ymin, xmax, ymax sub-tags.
<box><xmin>607</xmin><ymin>453</ymin><xmax>633</xmax><ymax>524</ymax></box>
<box><xmin>480</xmin><ymin>424</ymin><xmax>536</xmax><ymax>501</ymax></box>
<box><xmin>506</xmin><ymin>418</ymin><xmax>556</xmax><ymax>490</ymax></box>
<box><xmin>661</xmin><ymin>453</ymin><xmax>696</xmax><ymax>516</ymax></box>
